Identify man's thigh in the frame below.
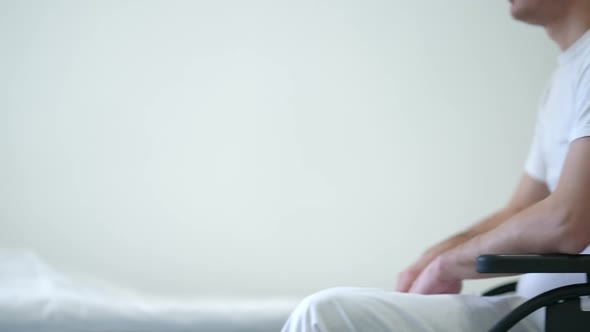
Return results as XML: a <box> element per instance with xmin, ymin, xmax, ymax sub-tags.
<box><xmin>281</xmin><ymin>287</ymin><xmax>542</xmax><ymax>332</ymax></box>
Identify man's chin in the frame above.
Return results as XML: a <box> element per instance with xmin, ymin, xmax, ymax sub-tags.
<box><xmin>510</xmin><ymin>9</ymin><xmax>524</xmax><ymax>21</ymax></box>
<box><xmin>508</xmin><ymin>0</ymin><xmax>530</xmax><ymax>22</ymax></box>
<box><xmin>510</xmin><ymin>6</ymin><xmax>541</xmax><ymax>25</ymax></box>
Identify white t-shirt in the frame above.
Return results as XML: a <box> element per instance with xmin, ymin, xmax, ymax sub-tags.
<box><xmin>516</xmin><ymin>29</ymin><xmax>590</xmax><ymax>300</ymax></box>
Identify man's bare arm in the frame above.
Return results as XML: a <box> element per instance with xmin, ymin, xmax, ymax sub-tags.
<box><xmin>465</xmin><ymin>174</ymin><xmax>550</xmax><ymax>237</ymax></box>
<box><xmin>409</xmin><ymin>137</ymin><xmax>590</xmax><ymax>294</ymax></box>
<box><xmin>397</xmin><ymin>173</ymin><xmax>549</xmax><ymax>292</ymax></box>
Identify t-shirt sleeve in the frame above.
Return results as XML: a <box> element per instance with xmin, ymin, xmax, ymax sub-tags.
<box><xmin>568</xmin><ymin>66</ymin><xmax>590</xmax><ymax>143</ymax></box>
<box><xmin>524</xmin><ymin>122</ymin><xmax>546</xmax><ymax>182</ymax></box>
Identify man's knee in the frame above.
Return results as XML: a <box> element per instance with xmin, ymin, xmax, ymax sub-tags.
<box><xmin>298</xmin><ymin>287</ymin><xmax>363</xmax><ymax>316</ymax></box>
<box><xmin>282</xmin><ymin>287</ymin><xmax>367</xmax><ymax>332</ymax></box>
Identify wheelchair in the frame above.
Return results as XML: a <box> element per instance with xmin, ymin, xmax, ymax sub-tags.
<box><xmin>478</xmin><ymin>254</ymin><xmax>590</xmax><ymax>332</ymax></box>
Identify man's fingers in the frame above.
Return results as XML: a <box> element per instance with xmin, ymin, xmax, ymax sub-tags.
<box><xmin>408</xmin><ymin>257</ymin><xmax>463</xmax><ymax>295</ymax></box>
<box><xmin>396</xmin><ymin>271</ymin><xmax>413</xmax><ymax>292</ymax></box>
<box><xmin>408</xmin><ymin>271</ymin><xmax>434</xmax><ymax>294</ymax></box>
<box><xmin>396</xmin><ymin>266</ymin><xmax>420</xmax><ymax>292</ymax></box>
<box><xmin>408</xmin><ymin>266</ymin><xmax>435</xmax><ymax>294</ymax></box>
<box><xmin>396</xmin><ymin>256</ymin><xmax>434</xmax><ymax>292</ymax></box>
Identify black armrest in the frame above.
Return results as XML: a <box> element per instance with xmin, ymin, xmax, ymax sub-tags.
<box><xmin>477</xmin><ymin>254</ymin><xmax>590</xmax><ymax>274</ymax></box>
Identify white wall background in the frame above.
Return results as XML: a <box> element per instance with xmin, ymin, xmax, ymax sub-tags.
<box><xmin>0</xmin><ymin>0</ymin><xmax>559</xmax><ymax>298</ymax></box>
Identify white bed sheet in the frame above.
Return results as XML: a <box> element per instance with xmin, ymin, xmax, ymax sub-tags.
<box><xmin>0</xmin><ymin>251</ymin><xmax>295</xmax><ymax>332</ymax></box>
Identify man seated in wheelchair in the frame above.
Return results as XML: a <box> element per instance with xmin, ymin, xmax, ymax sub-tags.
<box><xmin>282</xmin><ymin>1</ymin><xmax>590</xmax><ymax>331</ymax></box>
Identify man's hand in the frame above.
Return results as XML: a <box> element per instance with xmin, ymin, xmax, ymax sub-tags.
<box><xmin>396</xmin><ymin>253</ymin><xmax>439</xmax><ymax>293</ymax></box>
<box><xmin>396</xmin><ymin>233</ymin><xmax>469</xmax><ymax>292</ymax></box>
<box><xmin>408</xmin><ymin>256</ymin><xmax>462</xmax><ymax>294</ymax></box>
<box><xmin>396</xmin><ymin>260</ymin><xmax>427</xmax><ymax>293</ymax></box>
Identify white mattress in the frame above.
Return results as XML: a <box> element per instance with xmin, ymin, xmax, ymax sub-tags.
<box><xmin>0</xmin><ymin>251</ymin><xmax>295</xmax><ymax>332</ymax></box>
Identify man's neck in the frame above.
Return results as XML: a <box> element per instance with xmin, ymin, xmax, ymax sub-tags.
<box><xmin>545</xmin><ymin>7</ymin><xmax>590</xmax><ymax>51</ymax></box>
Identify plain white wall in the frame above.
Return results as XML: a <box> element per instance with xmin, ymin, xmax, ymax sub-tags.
<box><xmin>1</xmin><ymin>0</ymin><xmax>559</xmax><ymax>298</ymax></box>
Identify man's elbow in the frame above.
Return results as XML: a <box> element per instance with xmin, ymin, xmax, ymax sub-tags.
<box><xmin>552</xmin><ymin>198</ymin><xmax>590</xmax><ymax>254</ymax></box>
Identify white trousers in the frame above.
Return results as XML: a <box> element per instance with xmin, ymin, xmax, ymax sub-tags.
<box><xmin>281</xmin><ymin>287</ymin><xmax>543</xmax><ymax>332</ymax></box>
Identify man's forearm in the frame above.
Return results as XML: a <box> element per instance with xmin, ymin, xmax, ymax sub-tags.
<box><xmin>418</xmin><ymin>208</ymin><xmax>514</xmax><ymax>266</ymax></box>
<box><xmin>462</xmin><ymin>207</ymin><xmax>520</xmax><ymax>240</ymax></box>
<box><xmin>440</xmin><ymin>196</ymin><xmax>582</xmax><ymax>281</ymax></box>
<box><xmin>415</xmin><ymin>207</ymin><xmax>521</xmax><ymax>278</ymax></box>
